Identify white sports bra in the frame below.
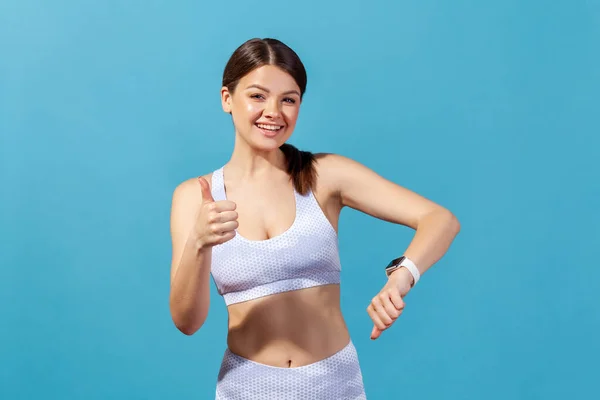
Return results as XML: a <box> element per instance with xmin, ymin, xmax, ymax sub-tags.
<box><xmin>209</xmin><ymin>166</ymin><xmax>341</xmax><ymax>306</ymax></box>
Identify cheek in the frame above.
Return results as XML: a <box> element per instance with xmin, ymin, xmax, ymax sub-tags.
<box><xmin>231</xmin><ymin>100</ymin><xmax>262</xmax><ymax>125</ymax></box>
<box><xmin>243</xmin><ymin>101</ymin><xmax>264</xmax><ymax>118</ymax></box>
<box><xmin>284</xmin><ymin>107</ymin><xmax>300</xmax><ymax>124</ymax></box>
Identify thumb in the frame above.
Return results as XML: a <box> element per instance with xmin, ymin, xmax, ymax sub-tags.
<box><xmin>197</xmin><ymin>177</ymin><xmax>215</xmax><ymax>203</ymax></box>
<box><xmin>370</xmin><ymin>326</ymin><xmax>382</xmax><ymax>340</ymax></box>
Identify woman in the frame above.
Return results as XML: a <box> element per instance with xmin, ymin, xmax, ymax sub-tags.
<box><xmin>169</xmin><ymin>38</ymin><xmax>461</xmax><ymax>399</ymax></box>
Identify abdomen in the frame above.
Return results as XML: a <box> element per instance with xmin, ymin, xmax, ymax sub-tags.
<box><xmin>225</xmin><ymin>284</ymin><xmax>350</xmax><ymax>368</ymax></box>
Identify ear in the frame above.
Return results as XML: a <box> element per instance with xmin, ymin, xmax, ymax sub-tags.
<box><xmin>221</xmin><ymin>86</ymin><xmax>232</xmax><ymax>113</ymax></box>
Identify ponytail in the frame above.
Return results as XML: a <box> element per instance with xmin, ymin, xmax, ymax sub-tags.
<box><xmin>279</xmin><ymin>143</ymin><xmax>317</xmax><ymax>195</ymax></box>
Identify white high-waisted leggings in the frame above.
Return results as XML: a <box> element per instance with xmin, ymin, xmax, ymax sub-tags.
<box><xmin>215</xmin><ymin>341</ymin><xmax>367</xmax><ymax>399</ymax></box>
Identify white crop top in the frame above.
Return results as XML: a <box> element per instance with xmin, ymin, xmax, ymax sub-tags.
<box><xmin>209</xmin><ymin>166</ymin><xmax>341</xmax><ymax>306</ymax></box>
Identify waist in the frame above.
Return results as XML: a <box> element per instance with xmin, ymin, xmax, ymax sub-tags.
<box><xmin>226</xmin><ymin>284</ymin><xmax>350</xmax><ymax>368</ymax></box>
<box><xmin>216</xmin><ymin>340</ymin><xmax>366</xmax><ymax>399</ymax></box>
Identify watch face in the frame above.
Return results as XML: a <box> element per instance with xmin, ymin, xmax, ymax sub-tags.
<box><xmin>385</xmin><ymin>256</ymin><xmax>405</xmax><ymax>269</ymax></box>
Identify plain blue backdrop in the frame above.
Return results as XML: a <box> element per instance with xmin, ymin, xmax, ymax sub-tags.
<box><xmin>1</xmin><ymin>0</ymin><xmax>599</xmax><ymax>399</ymax></box>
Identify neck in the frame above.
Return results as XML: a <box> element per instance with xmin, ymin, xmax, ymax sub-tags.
<box><xmin>226</xmin><ymin>133</ymin><xmax>287</xmax><ymax>180</ymax></box>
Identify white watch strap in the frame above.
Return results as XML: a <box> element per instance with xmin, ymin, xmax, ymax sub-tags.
<box><xmin>400</xmin><ymin>257</ymin><xmax>420</xmax><ymax>286</ymax></box>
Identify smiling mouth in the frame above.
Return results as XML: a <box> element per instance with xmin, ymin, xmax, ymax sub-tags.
<box><xmin>255</xmin><ymin>123</ymin><xmax>284</xmax><ymax>132</ymax></box>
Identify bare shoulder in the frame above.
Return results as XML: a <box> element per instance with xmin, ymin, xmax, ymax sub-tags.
<box><xmin>169</xmin><ymin>172</ymin><xmax>214</xmax><ymax>250</ymax></box>
<box><xmin>314</xmin><ymin>152</ymin><xmax>356</xmax><ymax>168</ymax></box>
<box><xmin>172</xmin><ymin>172</ymin><xmax>213</xmax><ymax>204</ymax></box>
<box><xmin>310</xmin><ymin>153</ymin><xmax>340</xmax><ymax>198</ymax></box>
<box><xmin>169</xmin><ymin>172</ymin><xmax>215</xmax><ymax>232</ymax></box>
<box><xmin>313</xmin><ymin>152</ymin><xmax>364</xmax><ymax>191</ymax></box>
<box><xmin>311</xmin><ymin>152</ymin><xmax>363</xmax><ymax>210</ymax></box>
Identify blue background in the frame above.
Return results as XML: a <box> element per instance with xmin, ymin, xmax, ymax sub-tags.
<box><xmin>1</xmin><ymin>0</ymin><xmax>599</xmax><ymax>399</ymax></box>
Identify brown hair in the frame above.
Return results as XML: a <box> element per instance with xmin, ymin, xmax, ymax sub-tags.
<box><xmin>222</xmin><ymin>38</ymin><xmax>316</xmax><ymax>195</ymax></box>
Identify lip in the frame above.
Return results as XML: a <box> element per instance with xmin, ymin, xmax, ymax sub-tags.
<box><xmin>255</xmin><ymin>123</ymin><xmax>284</xmax><ymax>138</ymax></box>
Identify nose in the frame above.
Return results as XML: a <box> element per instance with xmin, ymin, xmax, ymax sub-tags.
<box><xmin>264</xmin><ymin>98</ymin><xmax>281</xmax><ymax>119</ymax></box>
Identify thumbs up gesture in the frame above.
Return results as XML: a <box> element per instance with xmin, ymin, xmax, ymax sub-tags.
<box><xmin>194</xmin><ymin>177</ymin><xmax>239</xmax><ymax>248</ymax></box>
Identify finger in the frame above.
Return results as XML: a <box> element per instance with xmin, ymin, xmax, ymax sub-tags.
<box><xmin>372</xmin><ymin>297</ymin><xmax>394</xmax><ymax>327</ymax></box>
<box><xmin>371</xmin><ymin>325</ymin><xmax>382</xmax><ymax>340</ymax></box>
<box><xmin>219</xmin><ymin>220</ymin><xmax>239</xmax><ymax>233</ymax></box>
<box><xmin>211</xmin><ymin>220</ymin><xmax>239</xmax><ymax>235</ymax></box>
<box><xmin>367</xmin><ymin>303</ymin><xmax>387</xmax><ymax>332</ymax></box>
<box><xmin>213</xmin><ymin>230</ymin><xmax>236</xmax><ymax>245</ymax></box>
<box><xmin>379</xmin><ymin>292</ymin><xmax>402</xmax><ymax>321</ymax></box>
<box><xmin>197</xmin><ymin>177</ymin><xmax>215</xmax><ymax>203</ymax></box>
<box><xmin>389</xmin><ymin>289</ymin><xmax>405</xmax><ymax>311</ymax></box>
<box><xmin>214</xmin><ymin>210</ymin><xmax>238</xmax><ymax>224</ymax></box>
<box><xmin>213</xmin><ymin>200</ymin><xmax>237</xmax><ymax>212</ymax></box>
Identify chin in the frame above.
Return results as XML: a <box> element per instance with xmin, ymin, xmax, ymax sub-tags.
<box><xmin>249</xmin><ymin>126</ymin><xmax>292</xmax><ymax>150</ymax></box>
<box><xmin>250</xmin><ymin>136</ymin><xmax>286</xmax><ymax>151</ymax></box>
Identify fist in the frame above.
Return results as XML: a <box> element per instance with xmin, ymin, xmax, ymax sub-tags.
<box><xmin>366</xmin><ymin>267</ymin><xmax>413</xmax><ymax>340</ymax></box>
<box><xmin>194</xmin><ymin>176</ymin><xmax>238</xmax><ymax>248</ymax></box>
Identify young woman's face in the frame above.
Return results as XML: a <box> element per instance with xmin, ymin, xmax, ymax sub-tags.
<box><xmin>221</xmin><ymin>65</ymin><xmax>302</xmax><ymax>151</ymax></box>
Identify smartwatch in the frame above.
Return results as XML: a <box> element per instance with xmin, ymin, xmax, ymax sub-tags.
<box><xmin>385</xmin><ymin>256</ymin><xmax>420</xmax><ymax>287</ymax></box>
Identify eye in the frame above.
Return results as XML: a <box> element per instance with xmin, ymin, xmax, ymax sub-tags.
<box><xmin>250</xmin><ymin>94</ymin><xmax>265</xmax><ymax>100</ymax></box>
<box><xmin>283</xmin><ymin>98</ymin><xmax>296</xmax><ymax>104</ymax></box>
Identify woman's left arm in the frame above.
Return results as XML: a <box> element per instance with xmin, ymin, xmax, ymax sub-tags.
<box><xmin>320</xmin><ymin>154</ymin><xmax>461</xmax><ymax>339</ymax></box>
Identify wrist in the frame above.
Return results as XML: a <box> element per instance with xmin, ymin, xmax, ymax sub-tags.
<box><xmin>188</xmin><ymin>232</ymin><xmax>210</xmax><ymax>254</ymax></box>
<box><xmin>385</xmin><ymin>255</ymin><xmax>420</xmax><ymax>287</ymax></box>
<box><xmin>389</xmin><ymin>266</ymin><xmax>414</xmax><ymax>287</ymax></box>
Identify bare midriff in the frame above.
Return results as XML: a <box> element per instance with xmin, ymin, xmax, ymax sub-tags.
<box><xmin>226</xmin><ymin>284</ymin><xmax>350</xmax><ymax>368</ymax></box>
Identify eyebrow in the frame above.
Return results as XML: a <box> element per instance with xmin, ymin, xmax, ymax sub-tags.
<box><xmin>245</xmin><ymin>84</ymin><xmax>301</xmax><ymax>97</ymax></box>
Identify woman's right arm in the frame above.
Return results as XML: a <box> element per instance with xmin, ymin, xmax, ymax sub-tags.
<box><xmin>169</xmin><ymin>176</ymin><xmax>238</xmax><ymax>335</ymax></box>
<box><xmin>169</xmin><ymin>178</ymin><xmax>212</xmax><ymax>335</ymax></box>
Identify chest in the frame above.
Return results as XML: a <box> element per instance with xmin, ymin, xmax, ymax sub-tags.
<box><xmin>226</xmin><ymin>181</ymin><xmax>298</xmax><ymax>241</ymax></box>
<box><xmin>210</xmin><ymin>193</ymin><xmax>342</xmax><ymax>302</ymax></box>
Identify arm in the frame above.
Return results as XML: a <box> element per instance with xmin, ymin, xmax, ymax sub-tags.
<box><xmin>322</xmin><ymin>153</ymin><xmax>460</xmax><ymax>276</ymax></box>
<box><xmin>319</xmin><ymin>154</ymin><xmax>461</xmax><ymax>338</ymax></box>
<box><xmin>169</xmin><ymin>179</ymin><xmax>212</xmax><ymax>335</ymax></box>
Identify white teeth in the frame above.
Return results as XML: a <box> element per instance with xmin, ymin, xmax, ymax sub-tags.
<box><xmin>256</xmin><ymin>123</ymin><xmax>282</xmax><ymax>131</ymax></box>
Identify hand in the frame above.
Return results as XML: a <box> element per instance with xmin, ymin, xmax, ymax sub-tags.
<box><xmin>194</xmin><ymin>177</ymin><xmax>238</xmax><ymax>248</ymax></box>
<box><xmin>367</xmin><ymin>267</ymin><xmax>414</xmax><ymax>340</ymax></box>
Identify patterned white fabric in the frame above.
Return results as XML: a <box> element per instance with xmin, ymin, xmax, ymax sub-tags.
<box><xmin>210</xmin><ymin>166</ymin><xmax>341</xmax><ymax>306</ymax></box>
<box><xmin>215</xmin><ymin>341</ymin><xmax>367</xmax><ymax>400</ymax></box>
<box><xmin>210</xmin><ymin>167</ymin><xmax>365</xmax><ymax>398</ymax></box>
